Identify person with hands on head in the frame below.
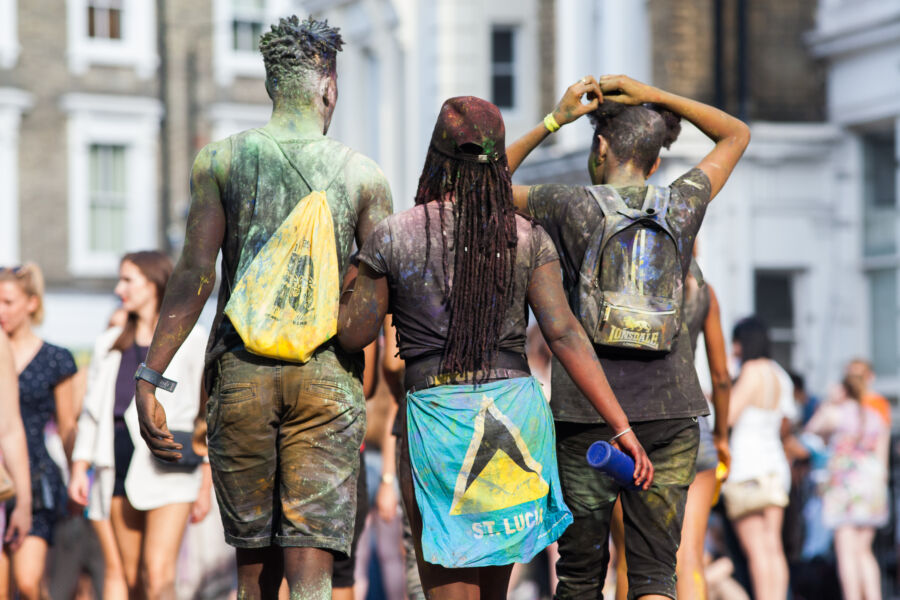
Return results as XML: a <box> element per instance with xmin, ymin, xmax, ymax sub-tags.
<box><xmin>507</xmin><ymin>74</ymin><xmax>749</xmax><ymax>600</ymax></box>
<box><xmin>0</xmin><ymin>330</ymin><xmax>31</xmax><ymax>553</ymax></box>
<box><xmin>134</xmin><ymin>15</ymin><xmax>392</xmax><ymax>600</ymax></box>
<box><xmin>338</xmin><ymin>95</ymin><xmax>650</xmax><ymax>600</ymax></box>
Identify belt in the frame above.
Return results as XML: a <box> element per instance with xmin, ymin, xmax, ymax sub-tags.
<box><xmin>404</xmin><ymin>351</ymin><xmax>530</xmax><ymax>393</ymax></box>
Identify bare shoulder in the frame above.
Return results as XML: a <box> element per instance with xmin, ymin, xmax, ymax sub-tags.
<box><xmin>343</xmin><ymin>150</ymin><xmax>390</xmax><ymax>195</ymax></box>
<box><xmin>0</xmin><ymin>330</ymin><xmax>10</xmax><ymax>362</ymax></box>
<box><xmin>192</xmin><ymin>138</ymin><xmax>232</xmax><ymax>188</ymax></box>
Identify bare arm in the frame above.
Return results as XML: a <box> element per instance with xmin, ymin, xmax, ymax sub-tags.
<box><xmin>362</xmin><ymin>340</ymin><xmax>379</xmax><ymax>399</ymax></box>
<box><xmin>136</xmin><ymin>142</ymin><xmax>228</xmax><ymax>460</ymax></box>
<box><xmin>728</xmin><ymin>361</ymin><xmax>763</xmax><ymax>427</ymax></box>
<box><xmin>527</xmin><ymin>262</ymin><xmax>652</xmax><ymax>488</ymax></box>
<box><xmin>507</xmin><ymin>76</ymin><xmax>603</xmax><ymax>174</ymax></box>
<box><xmin>703</xmin><ymin>285</ymin><xmax>731</xmax><ymax>470</ymax></box>
<box><xmin>0</xmin><ymin>332</ymin><xmax>31</xmax><ymax>547</ymax></box>
<box><xmin>376</xmin><ymin>400</ymin><xmax>400</xmax><ymax>522</ymax></box>
<box><xmin>349</xmin><ymin>156</ymin><xmax>393</xmax><ymax>251</ymax></box>
<box><xmin>53</xmin><ymin>376</ymin><xmax>77</xmax><ymax>462</ymax></box>
<box><xmin>382</xmin><ymin>315</ymin><xmax>405</xmax><ymax>401</ymax></box>
<box><xmin>598</xmin><ymin>75</ymin><xmax>750</xmax><ymax>200</ymax></box>
<box><xmin>337</xmin><ymin>263</ymin><xmax>389</xmax><ymax>354</ymax></box>
<box><xmin>508</xmin><ymin>77</ymin><xmax>603</xmax><ymax>213</ymax></box>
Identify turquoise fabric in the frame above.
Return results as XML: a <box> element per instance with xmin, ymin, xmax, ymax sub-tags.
<box><xmin>407</xmin><ymin>377</ymin><xmax>572</xmax><ymax>567</ymax></box>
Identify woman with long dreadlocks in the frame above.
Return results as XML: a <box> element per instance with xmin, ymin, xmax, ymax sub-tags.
<box><xmin>337</xmin><ymin>94</ymin><xmax>652</xmax><ymax>599</ymax></box>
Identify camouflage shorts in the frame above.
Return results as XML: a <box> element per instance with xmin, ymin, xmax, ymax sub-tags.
<box><xmin>554</xmin><ymin>418</ymin><xmax>699</xmax><ymax>600</ymax></box>
<box><xmin>207</xmin><ymin>348</ymin><xmax>365</xmax><ymax>554</ymax></box>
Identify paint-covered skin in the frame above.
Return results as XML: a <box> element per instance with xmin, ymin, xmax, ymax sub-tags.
<box><xmin>683</xmin><ymin>260</ymin><xmax>711</xmax><ymax>355</ymax></box>
<box><xmin>208</xmin><ymin>127</ymin><xmax>393</xmax><ymax>369</ymax></box>
<box><xmin>527</xmin><ymin>168</ymin><xmax>712</xmax><ymax>423</ymax></box>
<box><xmin>554</xmin><ymin>418</ymin><xmax>699</xmax><ymax>599</ymax></box>
<box><xmin>356</xmin><ymin>202</ymin><xmax>558</xmax><ymax>379</ymax></box>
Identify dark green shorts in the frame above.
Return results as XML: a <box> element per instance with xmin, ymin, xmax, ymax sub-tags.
<box><xmin>207</xmin><ymin>348</ymin><xmax>365</xmax><ymax>554</ymax></box>
<box><xmin>554</xmin><ymin>418</ymin><xmax>699</xmax><ymax>600</ymax></box>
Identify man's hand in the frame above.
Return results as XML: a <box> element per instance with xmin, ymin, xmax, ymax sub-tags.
<box><xmin>4</xmin><ymin>503</ymin><xmax>31</xmax><ymax>550</ymax></box>
<box><xmin>553</xmin><ymin>75</ymin><xmax>603</xmax><ymax>126</ymax></box>
<box><xmin>611</xmin><ymin>430</ymin><xmax>654</xmax><ymax>490</ymax></box>
<box><xmin>598</xmin><ymin>74</ymin><xmax>655</xmax><ymax>106</ymax></box>
<box><xmin>135</xmin><ymin>381</ymin><xmax>182</xmax><ymax>461</ymax></box>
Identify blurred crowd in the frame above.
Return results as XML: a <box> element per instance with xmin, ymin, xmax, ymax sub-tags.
<box><xmin>0</xmin><ymin>255</ymin><xmax>896</xmax><ymax>600</ymax></box>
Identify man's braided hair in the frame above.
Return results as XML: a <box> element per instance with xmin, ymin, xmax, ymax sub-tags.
<box><xmin>259</xmin><ymin>15</ymin><xmax>343</xmax><ymax>82</ymax></box>
<box><xmin>414</xmin><ymin>149</ymin><xmax>518</xmax><ymax>380</ymax></box>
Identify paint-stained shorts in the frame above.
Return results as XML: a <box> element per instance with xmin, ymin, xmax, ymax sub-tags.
<box><xmin>207</xmin><ymin>348</ymin><xmax>365</xmax><ymax>554</ymax></box>
<box><xmin>554</xmin><ymin>418</ymin><xmax>699</xmax><ymax>600</ymax></box>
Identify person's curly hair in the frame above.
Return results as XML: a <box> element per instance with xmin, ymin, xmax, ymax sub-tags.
<box><xmin>259</xmin><ymin>15</ymin><xmax>344</xmax><ymax>83</ymax></box>
<box><xmin>588</xmin><ymin>101</ymin><xmax>681</xmax><ymax>175</ymax></box>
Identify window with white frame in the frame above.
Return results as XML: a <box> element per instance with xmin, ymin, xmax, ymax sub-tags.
<box><xmin>232</xmin><ymin>0</ymin><xmax>265</xmax><ymax>52</ymax></box>
<box><xmin>87</xmin><ymin>0</ymin><xmax>122</xmax><ymax>40</ymax></box>
<box><xmin>63</xmin><ymin>94</ymin><xmax>161</xmax><ymax>276</ymax></box>
<box><xmin>66</xmin><ymin>0</ymin><xmax>157</xmax><ymax>77</ymax></box>
<box><xmin>491</xmin><ymin>26</ymin><xmax>517</xmax><ymax>110</ymax></box>
<box><xmin>862</xmin><ymin>130</ymin><xmax>899</xmax><ymax>377</ymax></box>
<box><xmin>0</xmin><ymin>89</ymin><xmax>32</xmax><ymax>265</ymax></box>
<box><xmin>214</xmin><ymin>0</ymin><xmax>289</xmax><ymax>85</ymax></box>
<box><xmin>88</xmin><ymin>144</ymin><xmax>127</xmax><ymax>254</ymax></box>
<box><xmin>0</xmin><ymin>0</ymin><xmax>19</xmax><ymax>69</ymax></box>
<box><xmin>754</xmin><ymin>270</ymin><xmax>797</xmax><ymax>369</ymax></box>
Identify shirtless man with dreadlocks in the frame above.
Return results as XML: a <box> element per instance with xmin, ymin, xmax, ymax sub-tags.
<box><xmin>133</xmin><ymin>15</ymin><xmax>392</xmax><ymax>600</ymax></box>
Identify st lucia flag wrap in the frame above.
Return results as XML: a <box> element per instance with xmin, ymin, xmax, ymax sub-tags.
<box><xmin>407</xmin><ymin>376</ymin><xmax>573</xmax><ymax>568</ymax></box>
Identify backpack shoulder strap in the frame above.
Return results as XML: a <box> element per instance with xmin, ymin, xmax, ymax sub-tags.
<box><xmin>642</xmin><ymin>185</ymin><xmax>671</xmax><ymax>218</ymax></box>
<box><xmin>586</xmin><ymin>185</ymin><xmax>629</xmax><ymax>217</ymax></box>
<box><xmin>256</xmin><ymin>128</ymin><xmax>314</xmax><ymax>192</ymax></box>
<box><xmin>324</xmin><ymin>147</ymin><xmax>354</xmax><ymax>192</ymax></box>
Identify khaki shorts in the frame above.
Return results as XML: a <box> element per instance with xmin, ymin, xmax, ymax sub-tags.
<box><xmin>207</xmin><ymin>348</ymin><xmax>365</xmax><ymax>554</ymax></box>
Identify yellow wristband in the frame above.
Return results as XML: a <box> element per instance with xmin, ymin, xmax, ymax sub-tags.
<box><xmin>543</xmin><ymin>113</ymin><xmax>561</xmax><ymax>133</ymax></box>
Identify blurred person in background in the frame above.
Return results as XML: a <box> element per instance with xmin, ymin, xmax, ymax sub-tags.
<box><xmin>674</xmin><ymin>264</ymin><xmax>731</xmax><ymax>599</ymax></box>
<box><xmin>348</xmin><ymin>332</ymin><xmax>406</xmax><ymax>600</ymax></box>
<box><xmin>846</xmin><ymin>359</ymin><xmax>891</xmax><ymax>427</ymax></box>
<box><xmin>376</xmin><ymin>316</ymin><xmax>424</xmax><ymax>600</ymax></box>
<box><xmin>611</xmin><ymin>263</ymin><xmax>731</xmax><ymax>600</ymax></box>
<box><xmin>722</xmin><ymin>316</ymin><xmax>795</xmax><ymax>600</ymax></box>
<box><xmin>68</xmin><ymin>251</ymin><xmax>210</xmax><ymax>600</ymax></box>
<box><xmin>806</xmin><ymin>367</ymin><xmax>889</xmax><ymax>600</ymax></box>
<box><xmin>0</xmin><ymin>330</ymin><xmax>31</xmax><ymax>559</ymax></box>
<box><xmin>0</xmin><ymin>263</ymin><xmax>77</xmax><ymax>600</ymax></box>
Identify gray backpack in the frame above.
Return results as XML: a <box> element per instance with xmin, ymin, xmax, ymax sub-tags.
<box><xmin>573</xmin><ymin>185</ymin><xmax>684</xmax><ymax>353</ymax></box>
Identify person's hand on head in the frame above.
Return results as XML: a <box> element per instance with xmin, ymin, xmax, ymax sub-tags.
<box><xmin>552</xmin><ymin>75</ymin><xmax>604</xmax><ymax>126</ymax></box>
<box><xmin>598</xmin><ymin>75</ymin><xmax>653</xmax><ymax>106</ymax></box>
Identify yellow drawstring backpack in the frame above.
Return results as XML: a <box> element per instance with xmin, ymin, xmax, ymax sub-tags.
<box><xmin>224</xmin><ymin>131</ymin><xmax>350</xmax><ymax>363</ymax></box>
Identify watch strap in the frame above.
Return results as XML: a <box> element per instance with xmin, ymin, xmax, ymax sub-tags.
<box><xmin>135</xmin><ymin>363</ymin><xmax>178</xmax><ymax>393</ymax></box>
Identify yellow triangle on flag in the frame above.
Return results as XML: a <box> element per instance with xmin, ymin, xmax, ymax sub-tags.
<box><xmin>448</xmin><ymin>394</ymin><xmax>549</xmax><ymax>516</ymax></box>
<box><xmin>449</xmin><ymin>449</ymin><xmax>549</xmax><ymax>515</ymax></box>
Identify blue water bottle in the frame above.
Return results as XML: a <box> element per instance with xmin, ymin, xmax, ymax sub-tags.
<box><xmin>586</xmin><ymin>441</ymin><xmax>640</xmax><ymax>490</ymax></box>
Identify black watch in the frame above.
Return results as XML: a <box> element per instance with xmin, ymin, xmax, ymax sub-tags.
<box><xmin>134</xmin><ymin>363</ymin><xmax>178</xmax><ymax>393</ymax></box>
